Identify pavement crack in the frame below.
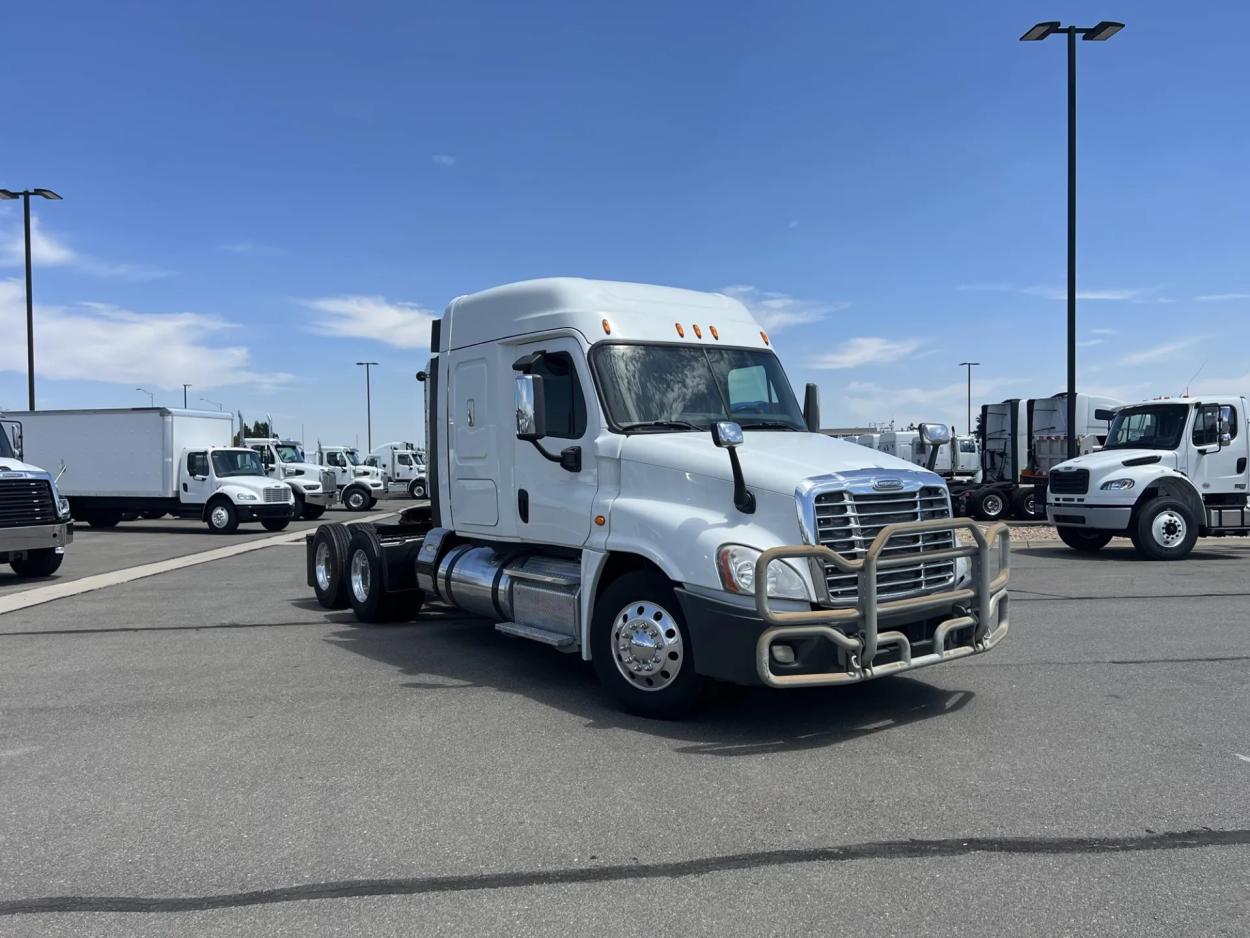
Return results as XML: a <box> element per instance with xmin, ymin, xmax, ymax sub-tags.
<box><xmin>3</xmin><ymin>828</ymin><xmax>1247</xmax><ymax>916</ymax></box>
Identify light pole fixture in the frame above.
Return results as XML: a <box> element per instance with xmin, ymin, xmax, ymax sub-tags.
<box><xmin>1019</xmin><ymin>20</ymin><xmax>1124</xmax><ymax>459</ymax></box>
<box><xmin>356</xmin><ymin>361</ymin><xmax>379</xmax><ymax>452</ymax></box>
<box><xmin>136</xmin><ymin>387</ymin><xmax>154</xmax><ymax>406</ymax></box>
<box><xmin>181</xmin><ymin>384</ymin><xmax>192</xmax><ymax>408</ymax></box>
<box><xmin>958</xmin><ymin>362</ymin><xmax>980</xmax><ymax>435</ymax></box>
<box><xmin>0</xmin><ymin>187</ymin><xmax>63</xmax><ymax>411</ymax></box>
<box><xmin>199</xmin><ymin>396</ymin><xmax>223</xmax><ymax>411</ymax></box>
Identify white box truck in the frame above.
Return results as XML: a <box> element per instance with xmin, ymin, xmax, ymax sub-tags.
<box><xmin>303</xmin><ymin>279</ymin><xmax>1010</xmax><ymax>718</ymax></box>
<box><xmin>1048</xmin><ymin>395</ymin><xmax>1250</xmax><ymax>559</ymax></box>
<box><xmin>17</xmin><ymin>408</ymin><xmax>294</xmax><ymax>534</ymax></box>
<box><xmin>0</xmin><ymin>416</ymin><xmax>73</xmax><ymax>577</ymax></box>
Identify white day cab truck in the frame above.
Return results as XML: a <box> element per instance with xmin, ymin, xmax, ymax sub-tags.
<box><xmin>0</xmin><ymin>416</ymin><xmax>73</xmax><ymax>577</ymax></box>
<box><xmin>368</xmin><ymin>442</ymin><xmax>428</xmax><ymax>498</ymax></box>
<box><xmin>315</xmin><ymin>444</ymin><xmax>386</xmax><ymax>511</ymax></box>
<box><xmin>244</xmin><ymin>437</ymin><xmax>336</xmax><ymax>520</ymax></box>
<box><xmin>17</xmin><ymin>408</ymin><xmax>294</xmax><ymax>533</ymax></box>
<box><xmin>1048</xmin><ymin>396</ymin><xmax>1249</xmax><ymax>560</ymax></box>
<box><xmin>303</xmin><ymin>279</ymin><xmax>1010</xmax><ymax>717</ymax></box>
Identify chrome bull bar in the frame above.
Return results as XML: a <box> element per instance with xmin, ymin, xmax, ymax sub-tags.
<box><xmin>753</xmin><ymin>518</ymin><xmax>1010</xmax><ymax>687</ymax></box>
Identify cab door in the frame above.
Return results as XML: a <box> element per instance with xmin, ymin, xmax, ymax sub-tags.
<box><xmin>1189</xmin><ymin>402</ymin><xmax>1248</xmax><ymax>497</ymax></box>
<box><xmin>510</xmin><ymin>338</ymin><xmax>598</xmax><ymax>546</ymax></box>
<box><xmin>182</xmin><ymin>451</ymin><xmax>212</xmax><ymax>505</ymax></box>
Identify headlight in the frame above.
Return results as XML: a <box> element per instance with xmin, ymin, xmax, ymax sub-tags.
<box><xmin>303</xmin><ymin>483</ymin><xmax>320</xmax><ymax>492</ymax></box>
<box><xmin>1100</xmin><ymin>478</ymin><xmax>1135</xmax><ymax>491</ymax></box>
<box><xmin>57</xmin><ymin>496</ymin><xmax>71</xmax><ymax>517</ymax></box>
<box><xmin>717</xmin><ymin>544</ymin><xmax>811</xmax><ymax>601</ymax></box>
<box><xmin>354</xmin><ymin>468</ymin><xmax>369</xmax><ymax>476</ymax></box>
<box><xmin>236</xmin><ymin>493</ymin><xmax>258</xmax><ymax>501</ymax></box>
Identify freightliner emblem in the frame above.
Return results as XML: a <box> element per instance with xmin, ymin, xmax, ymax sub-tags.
<box><xmin>873</xmin><ymin>478</ymin><xmax>904</xmax><ymax>491</ymax></box>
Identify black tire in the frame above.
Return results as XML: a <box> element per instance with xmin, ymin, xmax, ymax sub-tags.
<box><xmin>368</xmin><ymin>497</ymin><xmax>378</xmax><ymax>509</ymax></box>
<box><xmin>973</xmin><ymin>489</ymin><xmax>1009</xmax><ymax>522</ymax></box>
<box><xmin>343</xmin><ymin>486</ymin><xmax>370</xmax><ymax>512</ymax></box>
<box><xmin>206</xmin><ymin>498</ymin><xmax>239</xmax><ymax>534</ymax></box>
<box><xmin>311</xmin><ymin>523</ymin><xmax>352</xmax><ymax>609</ymax></box>
<box><xmin>345</xmin><ymin>525</ymin><xmax>419</xmax><ymax>623</ymax></box>
<box><xmin>11</xmin><ymin>548</ymin><xmax>63</xmax><ymax>578</ymax></box>
<box><xmin>1056</xmin><ymin>527</ymin><xmax>1114</xmax><ymax>552</ymax></box>
<box><xmin>262</xmin><ymin>517</ymin><xmax>291</xmax><ymax>532</ymax></box>
<box><xmin>1012</xmin><ymin>488</ymin><xmax>1042</xmax><ymax>521</ymax></box>
<box><xmin>302</xmin><ymin>504</ymin><xmax>326</xmax><ymax>520</ymax></box>
<box><xmin>591</xmin><ymin>569</ymin><xmax>703</xmax><ymax>719</ymax></box>
<box><xmin>290</xmin><ymin>494</ymin><xmax>304</xmax><ymax>521</ymax></box>
<box><xmin>1132</xmin><ymin>497</ymin><xmax>1199</xmax><ymax>561</ymax></box>
<box><xmin>84</xmin><ymin>510</ymin><xmax>122</xmax><ymax>529</ymax></box>
<box><xmin>408</xmin><ymin>478</ymin><xmax>427</xmax><ymax>499</ymax></box>
<box><xmin>139</xmin><ymin>510</ymin><xmax>166</xmax><ymax>520</ymax></box>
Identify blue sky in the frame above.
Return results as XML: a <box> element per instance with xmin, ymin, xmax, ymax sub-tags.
<box><xmin>2</xmin><ymin>0</ymin><xmax>1248</xmax><ymax>444</ymax></box>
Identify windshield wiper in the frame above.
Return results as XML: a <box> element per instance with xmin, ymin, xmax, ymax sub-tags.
<box><xmin>738</xmin><ymin>420</ymin><xmax>800</xmax><ymax>430</ymax></box>
<box><xmin>618</xmin><ymin>420</ymin><xmax>704</xmax><ymax>433</ymax></box>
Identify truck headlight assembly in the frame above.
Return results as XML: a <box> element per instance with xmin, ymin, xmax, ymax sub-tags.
<box><xmin>1100</xmin><ymin>478</ymin><xmax>1135</xmax><ymax>491</ymax></box>
<box><xmin>237</xmin><ymin>493</ymin><xmax>258</xmax><ymax>501</ymax></box>
<box><xmin>717</xmin><ymin>544</ymin><xmax>811</xmax><ymax>601</ymax></box>
<box><xmin>57</xmin><ymin>496</ymin><xmax>71</xmax><ymax>518</ymax></box>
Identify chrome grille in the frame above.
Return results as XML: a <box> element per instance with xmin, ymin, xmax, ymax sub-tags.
<box><xmin>320</xmin><ymin>470</ymin><xmax>336</xmax><ymax>491</ymax></box>
<box><xmin>813</xmin><ymin>485</ymin><xmax>955</xmax><ymax>603</ymax></box>
<box><xmin>0</xmin><ymin>478</ymin><xmax>57</xmax><ymax>529</ymax></box>
<box><xmin>264</xmin><ymin>486</ymin><xmax>290</xmax><ymax>503</ymax></box>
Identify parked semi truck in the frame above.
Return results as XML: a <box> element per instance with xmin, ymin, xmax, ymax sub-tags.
<box><xmin>870</xmin><ymin>427</ymin><xmax>981</xmax><ymax>483</ymax></box>
<box><xmin>368</xmin><ymin>442</ymin><xmax>428</xmax><ymax>498</ymax></box>
<box><xmin>244</xmin><ymin>436</ymin><xmax>336</xmax><ymax>520</ymax></box>
<box><xmin>304</xmin><ymin>278</ymin><xmax>1009</xmax><ymax>717</ymax></box>
<box><xmin>314</xmin><ymin>444</ymin><xmax>386</xmax><ymax>510</ymax></box>
<box><xmin>0</xmin><ymin>416</ymin><xmax>73</xmax><ymax>577</ymax></box>
<box><xmin>1048</xmin><ymin>396</ymin><xmax>1249</xmax><ymax>560</ymax></box>
<box><xmin>18</xmin><ymin>408</ymin><xmax>294</xmax><ymax>533</ymax></box>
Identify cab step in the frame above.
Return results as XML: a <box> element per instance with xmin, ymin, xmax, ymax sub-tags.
<box><xmin>494</xmin><ymin>621</ymin><xmax>578</xmax><ymax>652</ymax></box>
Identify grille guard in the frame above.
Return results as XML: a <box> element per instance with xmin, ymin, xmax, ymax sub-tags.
<box><xmin>753</xmin><ymin>518</ymin><xmax>1009</xmax><ymax>688</ymax></box>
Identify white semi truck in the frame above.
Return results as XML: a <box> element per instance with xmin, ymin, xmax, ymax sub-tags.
<box><xmin>368</xmin><ymin>441</ymin><xmax>428</xmax><ymax>498</ymax></box>
<box><xmin>244</xmin><ymin>436</ymin><xmax>336</xmax><ymax>520</ymax></box>
<box><xmin>0</xmin><ymin>416</ymin><xmax>74</xmax><ymax>577</ymax></box>
<box><xmin>18</xmin><ymin>408</ymin><xmax>294</xmax><ymax>533</ymax></box>
<box><xmin>314</xmin><ymin>444</ymin><xmax>386</xmax><ymax>511</ymax></box>
<box><xmin>873</xmin><ymin>427</ymin><xmax>981</xmax><ymax>483</ymax></box>
<box><xmin>1047</xmin><ymin>395</ymin><xmax>1249</xmax><ymax>560</ymax></box>
<box><xmin>303</xmin><ymin>278</ymin><xmax>1010</xmax><ymax>717</ymax></box>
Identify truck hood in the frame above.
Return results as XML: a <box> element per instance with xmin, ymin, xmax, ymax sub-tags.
<box><xmin>619</xmin><ymin>431</ymin><xmax>938</xmax><ymax>496</ymax></box>
<box><xmin>1052</xmin><ymin>448</ymin><xmax>1180</xmax><ymax>475</ymax></box>
<box><xmin>0</xmin><ymin>458</ymin><xmax>52</xmax><ymax>476</ymax></box>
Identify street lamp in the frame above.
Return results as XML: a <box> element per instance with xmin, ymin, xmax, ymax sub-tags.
<box><xmin>356</xmin><ymin>362</ymin><xmax>378</xmax><ymax>452</ymax></box>
<box><xmin>199</xmin><ymin>396</ymin><xmax>223</xmax><ymax>411</ymax></box>
<box><xmin>958</xmin><ymin>362</ymin><xmax>980</xmax><ymax>435</ymax></box>
<box><xmin>0</xmin><ymin>187</ymin><xmax>63</xmax><ymax>410</ymax></box>
<box><xmin>136</xmin><ymin>387</ymin><xmax>154</xmax><ymax>406</ymax></box>
<box><xmin>1020</xmin><ymin>20</ymin><xmax>1124</xmax><ymax>460</ymax></box>
<box><xmin>181</xmin><ymin>384</ymin><xmax>192</xmax><ymax>408</ymax></box>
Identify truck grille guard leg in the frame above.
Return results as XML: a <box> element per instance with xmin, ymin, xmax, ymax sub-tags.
<box><xmin>753</xmin><ymin>519</ymin><xmax>1010</xmax><ymax>688</ymax></box>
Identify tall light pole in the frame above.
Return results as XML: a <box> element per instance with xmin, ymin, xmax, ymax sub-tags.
<box><xmin>1020</xmin><ymin>20</ymin><xmax>1124</xmax><ymax>460</ymax></box>
<box><xmin>0</xmin><ymin>187</ymin><xmax>63</xmax><ymax>410</ymax></box>
<box><xmin>356</xmin><ymin>362</ymin><xmax>378</xmax><ymax>452</ymax></box>
<box><xmin>181</xmin><ymin>384</ymin><xmax>192</xmax><ymax>408</ymax></box>
<box><xmin>136</xmin><ymin>387</ymin><xmax>154</xmax><ymax>406</ymax></box>
<box><xmin>199</xmin><ymin>396</ymin><xmax>223</xmax><ymax>411</ymax></box>
<box><xmin>958</xmin><ymin>362</ymin><xmax>979</xmax><ymax>435</ymax></box>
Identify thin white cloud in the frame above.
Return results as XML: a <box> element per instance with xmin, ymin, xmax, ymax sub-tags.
<box><xmin>1078</xmin><ymin>339</ymin><xmax>1105</xmax><ymax>348</ymax></box>
<box><xmin>836</xmin><ymin>376</ymin><xmax>1024</xmax><ymax>430</ymax></box>
<box><xmin>958</xmin><ymin>283</ymin><xmax>1150</xmax><ymax>301</ymax></box>
<box><xmin>1090</xmin><ymin>327</ymin><xmax>1119</xmax><ymax>336</ymax></box>
<box><xmin>787</xmin><ymin>219</ymin><xmax>800</xmax><ymax>230</ymax></box>
<box><xmin>1196</xmin><ymin>293</ymin><xmax>1250</xmax><ymax>302</ymax></box>
<box><xmin>720</xmin><ymin>285</ymin><xmax>848</xmax><ymax>333</ymax></box>
<box><xmin>431</xmin><ymin>154</ymin><xmax>457</xmax><ymax>167</ymax></box>
<box><xmin>303</xmin><ymin>294</ymin><xmax>436</xmax><ymax>349</ymax></box>
<box><xmin>0</xmin><ymin>278</ymin><xmax>290</xmax><ymax>390</ymax></box>
<box><xmin>220</xmin><ymin>241</ymin><xmax>284</xmax><ymax>257</ymax></box>
<box><xmin>809</xmin><ymin>337</ymin><xmax>925</xmax><ymax>370</ymax></box>
<box><xmin>1118</xmin><ymin>337</ymin><xmax>1204</xmax><ymax>366</ymax></box>
<box><xmin>0</xmin><ymin>216</ymin><xmax>170</xmax><ymax>281</ymax></box>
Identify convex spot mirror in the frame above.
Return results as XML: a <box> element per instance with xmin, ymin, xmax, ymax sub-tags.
<box><xmin>515</xmin><ymin>374</ymin><xmax>547</xmax><ymax>441</ymax></box>
<box><xmin>711</xmin><ymin>421</ymin><xmax>744</xmax><ymax>448</ymax></box>
<box><xmin>918</xmin><ymin>423</ymin><xmax>951</xmax><ymax>445</ymax></box>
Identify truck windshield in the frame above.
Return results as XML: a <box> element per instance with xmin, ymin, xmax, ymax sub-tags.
<box><xmin>1103</xmin><ymin>404</ymin><xmax>1189</xmax><ymax>451</ymax></box>
<box><xmin>345</xmin><ymin>449</ymin><xmax>362</xmax><ymax>465</ymax></box>
<box><xmin>592</xmin><ymin>345</ymin><xmax>805</xmax><ymax>432</ymax></box>
<box><xmin>212</xmin><ymin>450</ymin><xmax>266</xmax><ymax>477</ymax></box>
<box><xmin>275</xmin><ymin>445</ymin><xmax>303</xmax><ymax>463</ymax></box>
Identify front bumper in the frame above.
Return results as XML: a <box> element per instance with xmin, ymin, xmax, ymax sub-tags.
<box><xmin>0</xmin><ymin>520</ymin><xmax>73</xmax><ymax>560</ymax></box>
<box><xmin>297</xmin><ymin>490</ymin><xmax>335</xmax><ymax>509</ymax></box>
<box><xmin>237</xmin><ymin>503</ymin><xmax>293</xmax><ymax>522</ymax></box>
<box><xmin>1046</xmin><ymin>503</ymin><xmax>1132</xmax><ymax>530</ymax></box>
<box><xmin>682</xmin><ymin>518</ymin><xmax>1010</xmax><ymax>688</ymax></box>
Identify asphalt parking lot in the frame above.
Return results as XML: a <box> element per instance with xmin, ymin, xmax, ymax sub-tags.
<box><xmin>0</xmin><ymin>515</ymin><xmax>1247</xmax><ymax>937</ymax></box>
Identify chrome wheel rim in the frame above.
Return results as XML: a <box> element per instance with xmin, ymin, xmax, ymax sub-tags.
<box><xmin>983</xmin><ymin>494</ymin><xmax>1003</xmax><ymax>516</ymax></box>
<box><xmin>350</xmin><ymin>549</ymin><xmax>370</xmax><ymax>603</ymax></box>
<box><xmin>611</xmin><ymin>600</ymin><xmax>683</xmax><ymax>692</ymax></box>
<box><xmin>1152</xmin><ymin>510</ymin><xmax>1186</xmax><ymax>548</ymax></box>
<box><xmin>315</xmin><ymin>541</ymin><xmax>333</xmax><ymax>591</ymax></box>
<box><xmin>1023</xmin><ymin>493</ymin><xmax>1036</xmax><ymax>515</ymax></box>
<box><xmin>210</xmin><ymin>506</ymin><xmax>230</xmax><ymax>529</ymax></box>
<box><xmin>347</xmin><ymin>491</ymin><xmax>366</xmax><ymax>510</ymax></box>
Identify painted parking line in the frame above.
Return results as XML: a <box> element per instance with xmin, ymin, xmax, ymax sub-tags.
<box><xmin>0</xmin><ymin>513</ymin><xmax>395</xmax><ymax>618</ymax></box>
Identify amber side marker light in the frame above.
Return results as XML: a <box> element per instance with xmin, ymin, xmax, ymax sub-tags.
<box><xmin>675</xmin><ymin>323</ymin><xmax>685</xmax><ymax>337</ymax></box>
<box><xmin>693</xmin><ymin>324</ymin><xmax>703</xmax><ymax>339</ymax></box>
<box><xmin>760</xmin><ymin>330</ymin><xmax>770</xmax><ymax>345</ymax></box>
<box><xmin>601</xmin><ymin>318</ymin><xmax>611</xmax><ymax>335</ymax></box>
<box><xmin>594</xmin><ymin>515</ymin><xmax>606</xmax><ymax>527</ymax></box>
<box><xmin>709</xmin><ymin>325</ymin><xmax>719</xmax><ymax>340</ymax></box>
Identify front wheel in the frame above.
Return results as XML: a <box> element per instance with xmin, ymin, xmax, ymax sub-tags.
<box><xmin>11</xmin><ymin>548</ymin><xmax>63</xmax><ymax>578</ymax></box>
<box><xmin>343</xmin><ymin>486</ymin><xmax>370</xmax><ymax>512</ymax></box>
<box><xmin>262</xmin><ymin>517</ymin><xmax>290</xmax><ymax>532</ymax></box>
<box><xmin>290</xmin><ymin>495</ymin><xmax>304</xmax><ymax>521</ymax></box>
<box><xmin>591</xmin><ymin>570</ymin><xmax>703</xmax><ymax>719</ymax></box>
<box><xmin>1057</xmin><ymin>527</ymin><xmax>1113</xmax><ymax>552</ymax></box>
<box><xmin>1133</xmin><ymin>497</ymin><xmax>1198</xmax><ymax>560</ymax></box>
<box><xmin>408</xmin><ymin>479</ymin><xmax>427</xmax><ymax>499</ymax></box>
<box><xmin>302</xmin><ymin>504</ymin><xmax>326</xmax><ymax>520</ymax></box>
<box><xmin>206</xmin><ymin>499</ymin><xmax>239</xmax><ymax>534</ymax></box>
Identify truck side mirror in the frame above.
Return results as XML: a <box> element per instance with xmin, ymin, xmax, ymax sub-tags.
<box><xmin>1094</xmin><ymin>408</ymin><xmax>1115</xmax><ymax>422</ymax></box>
<box><xmin>710</xmin><ymin>421</ymin><xmax>754</xmax><ymax>513</ymax></box>
<box><xmin>803</xmin><ymin>383</ymin><xmax>821</xmax><ymax>433</ymax></box>
<box><xmin>515</xmin><ymin>374</ymin><xmax>547</xmax><ymax>441</ymax></box>
<box><xmin>711</xmin><ymin>421</ymin><xmax>743</xmax><ymax>448</ymax></box>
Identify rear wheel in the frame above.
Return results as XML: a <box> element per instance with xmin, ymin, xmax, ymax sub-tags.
<box><xmin>11</xmin><ymin>549</ymin><xmax>63</xmax><ymax>578</ymax></box>
<box><xmin>1132</xmin><ymin>497</ymin><xmax>1198</xmax><ymax>561</ymax></box>
<box><xmin>973</xmin><ymin>489</ymin><xmax>1009</xmax><ymax>522</ymax></box>
<box><xmin>1056</xmin><ymin>527</ymin><xmax>1113</xmax><ymax>552</ymax></box>
<box><xmin>84</xmin><ymin>510</ymin><xmax>122</xmax><ymax>529</ymax></box>
<box><xmin>206</xmin><ymin>499</ymin><xmax>239</xmax><ymax>534</ymax></box>
<box><xmin>346</xmin><ymin>525</ymin><xmax>418</xmax><ymax>623</ymax></box>
<box><xmin>591</xmin><ymin>570</ymin><xmax>703</xmax><ymax>719</ymax></box>
<box><xmin>1012</xmin><ymin>488</ymin><xmax>1042</xmax><ymax>520</ymax></box>
<box><xmin>311</xmin><ymin>523</ymin><xmax>352</xmax><ymax>608</ymax></box>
